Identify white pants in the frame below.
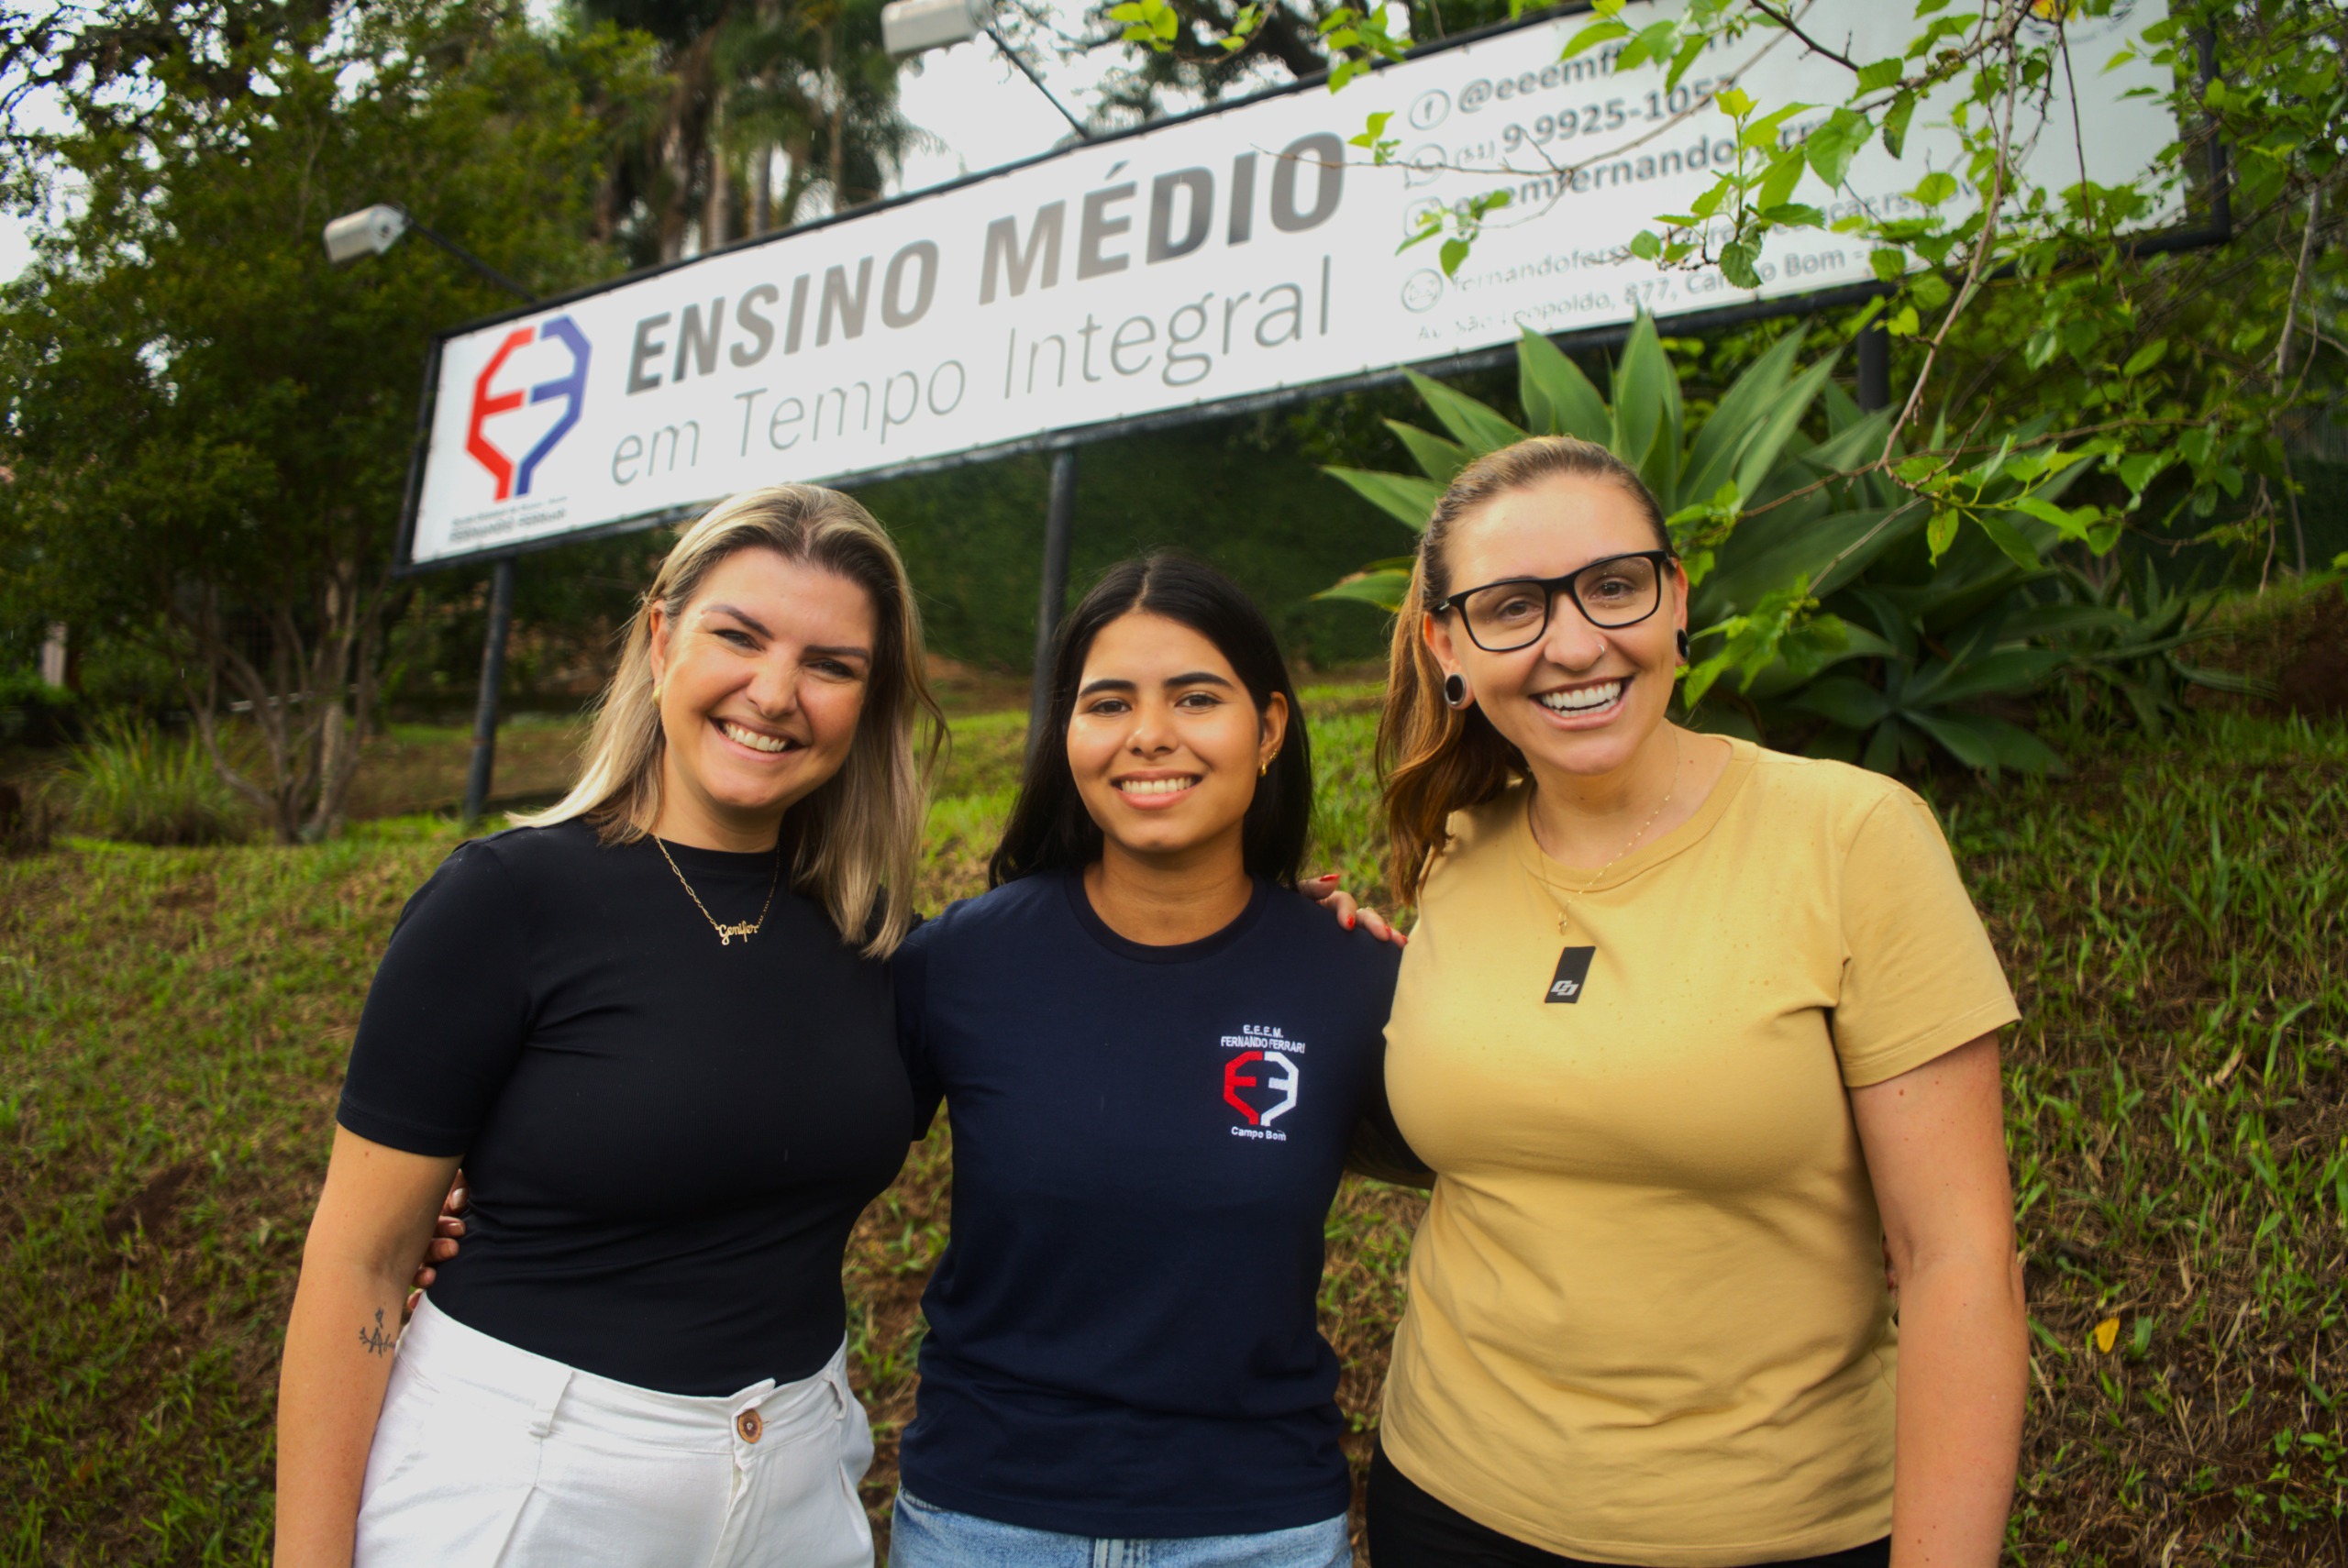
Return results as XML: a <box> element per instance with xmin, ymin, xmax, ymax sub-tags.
<box><xmin>354</xmin><ymin>1296</ymin><xmax>875</xmax><ymax>1568</ymax></box>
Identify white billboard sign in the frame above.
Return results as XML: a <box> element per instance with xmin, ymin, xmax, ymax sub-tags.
<box><xmin>403</xmin><ymin>0</ymin><xmax>2174</xmax><ymax>568</ymax></box>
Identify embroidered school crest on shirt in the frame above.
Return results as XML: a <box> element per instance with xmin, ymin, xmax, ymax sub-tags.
<box><xmin>1221</xmin><ymin>1025</ymin><xmax>1301</xmax><ymax>1140</ymax></box>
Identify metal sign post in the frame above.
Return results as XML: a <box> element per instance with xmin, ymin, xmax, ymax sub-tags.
<box><xmin>463</xmin><ymin>558</ymin><xmax>521</xmax><ymax>823</ymax></box>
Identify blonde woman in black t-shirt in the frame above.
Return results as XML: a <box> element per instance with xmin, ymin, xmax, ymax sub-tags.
<box><xmin>274</xmin><ymin>486</ymin><xmax>941</xmax><ymax>1568</ymax></box>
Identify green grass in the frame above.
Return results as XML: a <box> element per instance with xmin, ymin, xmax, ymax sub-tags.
<box><xmin>3</xmin><ymin>700</ymin><xmax>2343</xmax><ymax>1564</ymax></box>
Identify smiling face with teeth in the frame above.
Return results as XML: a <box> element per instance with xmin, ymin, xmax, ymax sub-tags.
<box><xmin>1426</xmin><ymin>475</ymin><xmax>1690</xmax><ymax>790</ymax></box>
<box><xmin>646</xmin><ymin>546</ymin><xmax>876</xmax><ymax>852</ymax></box>
<box><xmin>1068</xmin><ymin>611</ymin><xmax>1289</xmax><ymax>878</ymax></box>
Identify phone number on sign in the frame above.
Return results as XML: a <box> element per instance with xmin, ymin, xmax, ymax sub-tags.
<box><xmin>1488</xmin><ymin>79</ymin><xmax>1733</xmax><ymax>154</ymax></box>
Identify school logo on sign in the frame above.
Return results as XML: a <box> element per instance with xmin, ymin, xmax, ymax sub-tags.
<box><xmin>466</xmin><ymin>315</ymin><xmax>591</xmax><ymax>502</ymax></box>
<box><xmin>1222</xmin><ymin>1025</ymin><xmax>1301</xmax><ymax>1141</ymax></box>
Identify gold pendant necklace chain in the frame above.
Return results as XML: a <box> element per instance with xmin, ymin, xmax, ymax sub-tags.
<box><xmin>1528</xmin><ymin>732</ymin><xmax>1683</xmax><ymax>941</ymax></box>
<box><xmin>653</xmin><ymin>834</ymin><xmax>782</xmax><ymax>946</ymax></box>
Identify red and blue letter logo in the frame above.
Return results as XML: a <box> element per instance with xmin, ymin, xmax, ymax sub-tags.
<box><xmin>466</xmin><ymin>315</ymin><xmax>590</xmax><ymax>501</ymax></box>
<box><xmin>1223</xmin><ymin>1049</ymin><xmax>1301</xmax><ymax>1127</ymax></box>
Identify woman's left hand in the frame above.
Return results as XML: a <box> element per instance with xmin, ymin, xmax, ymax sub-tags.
<box><xmin>1301</xmin><ymin>873</ymin><xmax>1405</xmax><ymax>947</ymax></box>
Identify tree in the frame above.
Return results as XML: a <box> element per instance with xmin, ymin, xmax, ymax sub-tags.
<box><xmin>0</xmin><ymin>1</ymin><xmax>648</xmax><ymax>839</ymax></box>
<box><xmin>1121</xmin><ymin>0</ymin><xmax>2344</xmax><ymax>678</ymax></box>
<box><xmin>582</xmin><ymin>0</ymin><xmax>927</xmax><ymax>264</ymax></box>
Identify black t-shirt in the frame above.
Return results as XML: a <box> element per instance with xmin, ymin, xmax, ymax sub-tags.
<box><xmin>894</xmin><ymin>870</ymin><xmax>1404</xmax><ymax>1538</ymax></box>
<box><xmin>337</xmin><ymin>819</ymin><xmax>913</xmax><ymax>1397</ymax></box>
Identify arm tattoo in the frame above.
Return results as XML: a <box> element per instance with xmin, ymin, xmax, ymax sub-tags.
<box><xmin>358</xmin><ymin>1308</ymin><xmax>396</xmax><ymax>1357</ymax></box>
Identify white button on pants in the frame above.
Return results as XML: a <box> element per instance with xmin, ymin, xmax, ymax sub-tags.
<box><xmin>354</xmin><ymin>1297</ymin><xmax>875</xmax><ymax>1568</ymax></box>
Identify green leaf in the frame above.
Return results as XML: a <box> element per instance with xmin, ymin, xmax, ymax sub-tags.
<box><xmin>1610</xmin><ymin>315</ymin><xmax>1673</xmax><ymax>473</ymax></box>
<box><xmin>1790</xmin><ymin>676</ymin><xmax>1893</xmax><ymax>729</ymax></box>
<box><xmin>1910</xmin><ymin>710</ymin><xmax>2066</xmax><ymax>776</ymax></box>
<box><xmin>1720</xmin><ymin>241</ymin><xmax>1763</xmax><ymax>289</ymax></box>
<box><xmin>1681</xmin><ymin>327</ymin><xmax>1807</xmax><ymax>503</ymax></box>
<box><xmin>1619</xmin><ymin>21</ymin><xmax>1678</xmax><ymax>72</ymax></box>
<box><xmin>1313</xmin><ymin>567</ymin><xmax>1413</xmax><ymax>612</ymax></box>
<box><xmin>1869</xmin><ymin>247</ymin><xmax>1908</xmax><ymax>282</ymax></box>
<box><xmin>1665</xmin><ymin>31</ymin><xmax>1709</xmax><ymax>90</ymax></box>
<box><xmin>1347</xmin><ymin>111</ymin><xmax>1392</xmax><ymax>149</ymax></box>
<box><xmin>1715</xmin><ymin>85</ymin><xmax>1754</xmax><ymax>117</ymax></box>
<box><xmin>1439</xmin><ymin>237</ymin><xmax>1469</xmax><ymax>276</ymax></box>
<box><xmin>2115</xmin><ymin>449</ymin><xmax>2173</xmax><ymax>493</ymax></box>
<box><xmin>1806</xmin><ymin>108</ymin><xmax>1871</xmax><ymax>186</ymax></box>
<box><xmin>1913</xmin><ymin>170</ymin><xmax>1958</xmax><ymax>206</ymax></box>
<box><xmin>1563</xmin><ymin>18</ymin><xmax>1632</xmax><ymax>59</ymax></box>
<box><xmin>1406</xmin><ymin>370</ymin><xmax>1527</xmax><ymax>455</ymax></box>
<box><xmin>1974</xmin><ymin>510</ymin><xmax>2047</xmax><ymax>569</ymax></box>
<box><xmin>2121</xmin><ymin>337</ymin><xmax>2169</xmax><ymax>376</ymax></box>
<box><xmin>1324</xmin><ymin>466</ymin><xmax>1443</xmax><ymax>531</ymax></box>
<box><xmin>1629</xmin><ymin>229</ymin><xmax>1662</xmax><ymax>260</ymax></box>
<box><xmin>1740</xmin><ymin>106</ymin><xmax>1804</xmax><ymax>152</ymax></box>
<box><xmin>1731</xmin><ymin>355</ymin><xmax>1839</xmax><ymax>502</ymax></box>
<box><xmin>1385</xmin><ymin>419</ymin><xmax>1472</xmax><ymax>484</ymax></box>
<box><xmin>1881</xmin><ymin>91</ymin><xmax>1917</xmax><ymax>156</ymax></box>
<box><xmin>1927</xmin><ymin>508</ymin><xmax>1959</xmax><ymax>560</ymax></box>
<box><xmin>2010</xmin><ymin>494</ymin><xmax>2088</xmax><ymax>536</ymax></box>
<box><xmin>1517</xmin><ymin>327</ymin><xmax>1611</xmax><ymax>443</ymax></box>
<box><xmin>1757</xmin><ymin>148</ymin><xmax>1807</xmax><ymax>210</ymax></box>
<box><xmin>1855</xmin><ymin>57</ymin><xmax>1904</xmax><ymax>94</ymax></box>
<box><xmin>1924</xmin><ymin>647</ymin><xmax>2069</xmax><ymax>706</ymax></box>
<box><xmin>1904</xmin><ymin>709</ymin><xmax>1999</xmax><ymax>771</ymax></box>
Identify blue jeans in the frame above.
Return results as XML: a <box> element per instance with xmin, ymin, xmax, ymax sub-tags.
<box><xmin>889</xmin><ymin>1488</ymin><xmax>1353</xmax><ymax>1568</ymax></box>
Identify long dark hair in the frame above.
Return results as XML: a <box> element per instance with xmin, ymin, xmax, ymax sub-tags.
<box><xmin>989</xmin><ymin>554</ymin><xmax>1313</xmax><ymax>889</ymax></box>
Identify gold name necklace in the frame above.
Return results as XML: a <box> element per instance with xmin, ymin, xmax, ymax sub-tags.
<box><xmin>653</xmin><ymin>834</ymin><xmax>782</xmax><ymax>946</ymax></box>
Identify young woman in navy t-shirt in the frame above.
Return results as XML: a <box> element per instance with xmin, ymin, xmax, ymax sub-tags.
<box><xmin>886</xmin><ymin>555</ymin><xmax>1413</xmax><ymax>1568</ymax></box>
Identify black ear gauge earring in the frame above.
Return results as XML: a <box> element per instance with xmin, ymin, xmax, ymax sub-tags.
<box><xmin>1443</xmin><ymin>672</ymin><xmax>1470</xmax><ymax>709</ymax></box>
<box><xmin>1675</xmin><ymin>629</ymin><xmax>1690</xmax><ymax>663</ymax></box>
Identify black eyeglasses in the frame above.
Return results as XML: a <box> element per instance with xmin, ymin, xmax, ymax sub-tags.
<box><xmin>1432</xmin><ymin>550</ymin><xmax>1674</xmax><ymax>653</ymax></box>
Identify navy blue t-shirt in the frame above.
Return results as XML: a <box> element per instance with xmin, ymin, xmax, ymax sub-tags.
<box><xmin>893</xmin><ymin>870</ymin><xmax>1404</xmax><ymax>1539</ymax></box>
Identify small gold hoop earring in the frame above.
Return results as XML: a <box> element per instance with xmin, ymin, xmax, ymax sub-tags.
<box><xmin>1258</xmin><ymin>758</ymin><xmax>1269</xmax><ymax>777</ymax></box>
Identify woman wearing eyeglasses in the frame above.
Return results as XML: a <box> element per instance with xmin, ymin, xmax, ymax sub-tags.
<box><xmin>1365</xmin><ymin>437</ymin><xmax>2028</xmax><ymax>1568</ymax></box>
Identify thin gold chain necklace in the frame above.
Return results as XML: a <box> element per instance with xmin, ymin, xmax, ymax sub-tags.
<box><xmin>1526</xmin><ymin>732</ymin><xmax>1682</xmax><ymax>942</ymax></box>
<box><xmin>652</xmin><ymin>834</ymin><xmax>782</xmax><ymax>946</ymax></box>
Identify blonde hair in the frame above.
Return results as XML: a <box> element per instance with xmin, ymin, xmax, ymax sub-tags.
<box><xmin>1379</xmin><ymin>436</ymin><xmax>1669</xmax><ymax>904</ymax></box>
<box><xmin>517</xmin><ymin>485</ymin><xmax>941</xmax><ymax>957</ymax></box>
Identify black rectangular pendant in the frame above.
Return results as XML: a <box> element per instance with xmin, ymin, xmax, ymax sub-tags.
<box><xmin>1545</xmin><ymin>945</ymin><xmax>1595</xmax><ymax>1004</ymax></box>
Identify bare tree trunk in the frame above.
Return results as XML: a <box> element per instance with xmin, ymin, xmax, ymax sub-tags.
<box><xmin>825</xmin><ymin>22</ymin><xmax>845</xmax><ymax>215</ymax></box>
<box><xmin>705</xmin><ymin>100</ymin><xmax>729</xmax><ymax>249</ymax></box>
<box><xmin>172</xmin><ymin>545</ymin><xmax>396</xmax><ymax>844</ymax></box>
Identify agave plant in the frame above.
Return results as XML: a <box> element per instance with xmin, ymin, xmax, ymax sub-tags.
<box><xmin>1317</xmin><ymin>317</ymin><xmax>2088</xmax><ymax>776</ymax></box>
<box><xmin>2031</xmin><ymin>554</ymin><xmax>2273</xmax><ymax>737</ymax></box>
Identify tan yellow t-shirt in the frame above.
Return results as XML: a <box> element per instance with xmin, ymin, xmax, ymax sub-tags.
<box><xmin>1379</xmin><ymin>737</ymin><xmax>2018</xmax><ymax>1567</ymax></box>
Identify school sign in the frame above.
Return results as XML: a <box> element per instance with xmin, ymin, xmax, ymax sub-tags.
<box><xmin>400</xmin><ymin>0</ymin><xmax>2175</xmax><ymax>569</ymax></box>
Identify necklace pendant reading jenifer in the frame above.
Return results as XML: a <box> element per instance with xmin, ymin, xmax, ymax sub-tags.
<box><xmin>654</xmin><ymin>834</ymin><xmax>782</xmax><ymax>946</ymax></box>
<box><xmin>1529</xmin><ymin>734</ymin><xmax>1681</xmax><ymax>1004</ymax></box>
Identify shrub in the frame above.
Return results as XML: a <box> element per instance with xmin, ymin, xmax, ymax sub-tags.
<box><xmin>64</xmin><ymin>715</ymin><xmax>249</xmax><ymax>846</ymax></box>
<box><xmin>0</xmin><ymin>671</ymin><xmax>80</xmax><ymax>747</ymax></box>
<box><xmin>0</xmin><ymin>778</ymin><xmax>65</xmax><ymax>856</ymax></box>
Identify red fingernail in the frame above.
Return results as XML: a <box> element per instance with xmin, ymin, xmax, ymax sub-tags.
<box><xmin>1318</xmin><ymin>873</ymin><xmax>1340</xmax><ymax>881</ymax></box>
<box><xmin>1345</xmin><ymin>914</ymin><xmax>1356</xmax><ymax>929</ymax></box>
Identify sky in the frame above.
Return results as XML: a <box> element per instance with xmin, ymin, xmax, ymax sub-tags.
<box><xmin>0</xmin><ymin>6</ymin><xmax>1232</xmax><ymax>283</ymax></box>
